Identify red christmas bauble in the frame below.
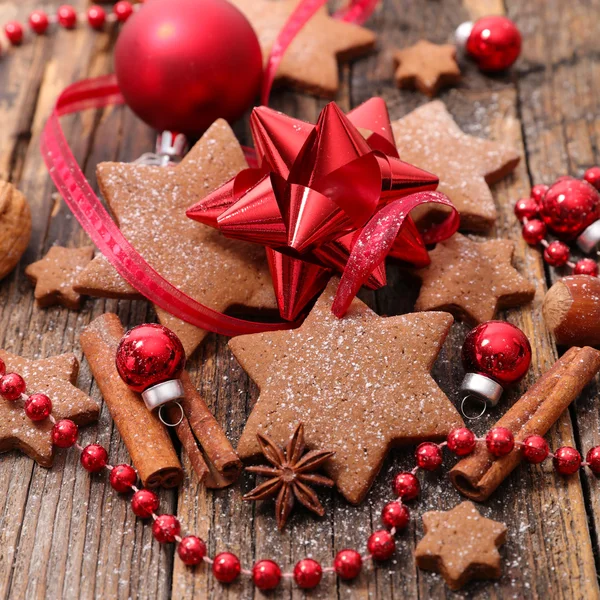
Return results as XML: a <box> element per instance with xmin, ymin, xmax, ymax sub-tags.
<box><xmin>213</xmin><ymin>552</ymin><xmax>241</xmax><ymax>583</ymax></box>
<box><xmin>110</xmin><ymin>464</ymin><xmax>138</xmax><ymax>492</ymax></box>
<box><xmin>114</xmin><ymin>0</ymin><xmax>263</xmax><ymax>136</ymax></box>
<box><xmin>367</xmin><ymin>530</ymin><xmax>395</xmax><ymax>561</ymax></box>
<box><xmin>333</xmin><ymin>549</ymin><xmax>362</xmax><ymax>580</ymax></box>
<box><xmin>293</xmin><ymin>558</ymin><xmax>322</xmax><ymax>589</ymax></box>
<box><xmin>539</xmin><ymin>178</ymin><xmax>600</xmax><ymax>240</ymax></box>
<box><xmin>465</xmin><ymin>16</ymin><xmax>522</xmax><ymax>72</ymax></box>
<box><xmin>462</xmin><ymin>321</ymin><xmax>532</xmax><ymax>386</ymax></box>
<box><xmin>178</xmin><ymin>535</ymin><xmax>207</xmax><ymax>566</ymax></box>
<box><xmin>553</xmin><ymin>446</ymin><xmax>582</xmax><ymax>475</ymax></box>
<box><xmin>252</xmin><ymin>559</ymin><xmax>281</xmax><ymax>590</ymax></box>
<box><xmin>116</xmin><ymin>323</ymin><xmax>186</xmax><ymax>393</ymax></box>
<box><xmin>80</xmin><ymin>444</ymin><xmax>109</xmax><ymax>472</ymax></box>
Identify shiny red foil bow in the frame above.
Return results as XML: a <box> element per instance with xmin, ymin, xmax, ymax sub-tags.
<box><xmin>187</xmin><ymin>99</ymin><xmax>459</xmax><ymax>320</ymax></box>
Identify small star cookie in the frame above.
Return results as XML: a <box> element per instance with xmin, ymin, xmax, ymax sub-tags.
<box><xmin>231</xmin><ymin>279</ymin><xmax>463</xmax><ymax>504</ymax></box>
<box><xmin>26</xmin><ymin>246</ymin><xmax>94</xmax><ymax>310</ymax></box>
<box><xmin>393</xmin><ymin>41</ymin><xmax>461</xmax><ymax>96</ymax></box>
<box><xmin>415</xmin><ymin>501</ymin><xmax>507</xmax><ymax>590</ymax></box>
<box><xmin>411</xmin><ymin>233</ymin><xmax>535</xmax><ymax>324</ymax></box>
<box><xmin>392</xmin><ymin>101</ymin><xmax>520</xmax><ymax>232</ymax></box>
<box><xmin>0</xmin><ymin>351</ymin><xmax>99</xmax><ymax>467</ymax></box>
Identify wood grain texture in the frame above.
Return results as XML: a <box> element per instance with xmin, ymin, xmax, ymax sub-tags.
<box><xmin>0</xmin><ymin>0</ymin><xmax>599</xmax><ymax>598</ymax></box>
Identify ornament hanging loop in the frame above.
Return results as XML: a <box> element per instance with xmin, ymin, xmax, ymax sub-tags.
<box><xmin>460</xmin><ymin>394</ymin><xmax>488</xmax><ymax>420</ymax></box>
<box><xmin>158</xmin><ymin>401</ymin><xmax>185</xmax><ymax>428</ymax></box>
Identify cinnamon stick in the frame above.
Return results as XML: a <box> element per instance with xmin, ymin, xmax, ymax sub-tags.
<box><xmin>178</xmin><ymin>373</ymin><xmax>242</xmax><ymax>488</ymax></box>
<box><xmin>450</xmin><ymin>346</ymin><xmax>600</xmax><ymax>501</ymax></box>
<box><xmin>80</xmin><ymin>314</ymin><xmax>183</xmax><ymax>488</ymax></box>
<box><xmin>543</xmin><ymin>275</ymin><xmax>600</xmax><ymax>347</ymax></box>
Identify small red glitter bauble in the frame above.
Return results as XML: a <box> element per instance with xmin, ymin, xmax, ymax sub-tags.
<box><xmin>252</xmin><ymin>559</ymin><xmax>281</xmax><ymax>590</ymax></box>
<box><xmin>114</xmin><ymin>1</ymin><xmax>134</xmax><ymax>22</ymax></box>
<box><xmin>486</xmin><ymin>427</ymin><xmax>515</xmax><ymax>457</ymax></box>
<box><xmin>57</xmin><ymin>5</ymin><xmax>77</xmax><ymax>29</ymax></box>
<box><xmin>465</xmin><ymin>16</ymin><xmax>521</xmax><ymax>71</ymax></box>
<box><xmin>531</xmin><ymin>184</ymin><xmax>549</xmax><ymax>204</ymax></box>
<box><xmin>152</xmin><ymin>514</ymin><xmax>181</xmax><ymax>543</ymax></box>
<box><xmin>543</xmin><ymin>241</ymin><xmax>570</xmax><ymax>267</ymax></box>
<box><xmin>116</xmin><ymin>323</ymin><xmax>186</xmax><ymax>393</ymax></box>
<box><xmin>415</xmin><ymin>442</ymin><xmax>443</xmax><ymax>471</ymax></box>
<box><xmin>521</xmin><ymin>435</ymin><xmax>549</xmax><ymax>464</ymax></box>
<box><xmin>447</xmin><ymin>428</ymin><xmax>476</xmax><ymax>456</ymax></box>
<box><xmin>540</xmin><ymin>178</ymin><xmax>600</xmax><ymax>240</ymax></box>
<box><xmin>333</xmin><ymin>549</ymin><xmax>362</xmax><ymax>580</ymax></box>
<box><xmin>29</xmin><ymin>10</ymin><xmax>49</xmax><ymax>34</ymax></box>
<box><xmin>586</xmin><ymin>447</ymin><xmax>600</xmax><ymax>474</ymax></box>
<box><xmin>522</xmin><ymin>219</ymin><xmax>547</xmax><ymax>245</ymax></box>
<box><xmin>87</xmin><ymin>5</ymin><xmax>106</xmax><ymax>30</ymax></box>
<box><xmin>178</xmin><ymin>535</ymin><xmax>206</xmax><ymax>566</ymax></box>
<box><xmin>80</xmin><ymin>444</ymin><xmax>108</xmax><ymax>472</ymax></box>
<box><xmin>24</xmin><ymin>393</ymin><xmax>52</xmax><ymax>421</ymax></box>
<box><xmin>293</xmin><ymin>558</ymin><xmax>322</xmax><ymax>589</ymax></box>
<box><xmin>367</xmin><ymin>530</ymin><xmax>395</xmax><ymax>561</ymax></box>
<box><xmin>213</xmin><ymin>552</ymin><xmax>241</xmax><ymax>583</ymax></box>
<box><xmin>462</xmin><ymin>321</ymin><xmax>532</xmax><ymax>386</ymax></box>
<box><xmin>553</xmin><ymin>446</ymin><xmax>582</xmax><ymax>475</ymax></box>
<box><xmin>109</xmin><ymin>464</ymin><xmax>137</xmax><ymax>493</ymax></box>
<box><xmin>381</xmin><ymin>501</ymin><xmax>409</xmax><ymax>530</ymax></box>
<box><xmin>584</xmin><ymin>167</ymin><xmax>600</xmax><ymax>191</ymax></box>
<box><xmin>514</xmin><ymin>197</ymin><xmax>539</xmax><ymax>221</ymax></box>
<box><xmin>131</xmin><ymin>489</ymin><xmax>159</xmax><ymax>518</ymax></box>
<box><xmin>51</xmin><ymin>419</ymin><xmax>79</xmax><ymax>448</ymax></box>
<box><xmin>0</xmin><ymin>372</ymin><xmax>26</xmax><ymax>400</ymax></box>
<box><xmin>5</xmin><ymin>22</ymin><xmax>24</xmax><ymax>45</ymax></box>
<box><xmin>393</xmin><ymin>472</ymin><xmax>420</xmax><ymax>501</ymax></box>
<box><xmin>574</xmin><ymin>259</ymin><xmax>599</xmax><ymax>277</ymax></box>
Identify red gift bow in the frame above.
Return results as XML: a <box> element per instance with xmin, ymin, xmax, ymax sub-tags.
<box><xmin>187</xmin><ymin>99</ymin><xmax>459</xmax><ymax>320</ymax></box>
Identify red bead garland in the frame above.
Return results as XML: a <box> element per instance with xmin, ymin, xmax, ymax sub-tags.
<box><xmin>5</xmin><ymin>22</ymin><xmax>24</xmax><ymax>45</ymax></box>
<box><xmin>110</xmin><ymin>464</ymin><xmax>137</xmax><ymax>492</ymax></box>
<box><xmin>114</xmin><ymin>2</ymin><xmax>134</xmax><ymax>23</ymax></box>
<box><xmin>553</xmin><ymin>446</ymin><xmax>582</xmax><ymax>475</ymax></box>
<box><xmin>131</xmin><ymin>489</ymin><xmax>159</xmax><ymax>518</ymax></box>
<box><xmin>24</xmin><ymin>393</ymin><xmax>52</xmax><ymax>421</ymax></box>
<box><xmin>381</xmin><ymin>501</ymin><xmax>410</xmax><ymax>530</ymax></box>
<box><xmin>574</xmin><ymin>258</ymin><xmax>599</xmax><ymax>276</ymax></box>
<box><xmin>367</xmin><ymin>530</ymin><xmax>396</xmax><ymax>560</ymax></box>
<box><xmin>178</xmin><ymin>535</ymin><xmax>207</xmax><ymax>566</ymax></box>
<box><xmin>334</xmin><ymin>549</ymin><xmax>362</xmax><ymax>580</ymax></box>
<box><xmin>293</xmin><ymin>558</ymin><xmax>322</xmax><ymax>589</ymax></box>
<box><xmin>29</xmin><ymin>10</ymin><xmax>49</xmax><ymax>35</ymax></box>
<box><xmin>522</xmin><ymin>219</ymin><xmax>546</xmax><ymax>245</ymax></box>
<box><xmin>521</xmin><ymin>435</ymin><xmax>549</xmax><ymax>464</ymax></box>
<box><xmin>486</xmin><ymin>427</ymin><xmax>515</xmax><ymax>457</ymax></box>
<box><xmin>543</xmin><ymin>241</ymin><xmax>570</xmax><ymax>267</ymax></box>
<box><xmin>152</xmin><ymin>514</ymin><xmax>181</xmax><ymax>543</ymax></box>
<box><xmin>80</xmin><ymin>443</ymin><xmax>109</xmax><ymax>472</ymax></box>
<box><xmin>415</xmin><ymin>441</ymin><xmax>443</xmax><ymax>470</ymax></box>
<box><xmin>213</xmin><ymin>552</ymin><xmax>241</xmax><ymax>583</ymax></box>
<box><xmin>393</xmin><ymin>471</ymin><xmax>420</xmax><ymax>500</ymax></box>
<box><xmin>51</xmin><ymin>419</ymin><xmax>79</xmax><ymax>448</ymax></box>
<box><xmin>87</xmin><ymin>6</ymin><xmax>106</xmax><ymax>30</ymax></box>
<box><xmin>447</xmin><ymin>427</ymin><xmax>477</xmax><ymax>456</ymax></box>
<box><xmin>0</xmin><ymin>372</ymin><xmax>26</xmax><ymax>400</ymax></box>
<box><xmin>252</xmin><ymin>559</ymin><xmax>281</xmax><ymax>590</ymax></box>
<box><xmin>58</xmin><ymin>5</ymin><xmax>77</xmax><ymax>29</ymax></box>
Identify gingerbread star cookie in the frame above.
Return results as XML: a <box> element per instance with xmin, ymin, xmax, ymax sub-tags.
<box><xmin>231</xmin><ymin>279</ymin><xmax>463</xmax><ymax>504</ymax></box>
<box><xmin>26</xmin><ymin>246</ymin><xmax>94</xmax><ymax>309</ymax></box>
<box><xmin>0</xmin><ymin>350</ymin><xmax>99</xmax><ymax>467</ymax></box>
<box><xmin>230</xmin><ymin>0</ymin><xmax>376</xmax><ymax>97</ymax></box>
<box><xmin>393</xmin><ymin>41</ymin><xmax>461</xmax><ymax>96</ymax></box>
<box><xmin>415</xmin><ymin>501</ymin><xmax>507</xmax><ymax>590</ymax></box>
<box><xmin>392</xmin><ymin>101</ymin><xmax>520</xmax><ymax>231</ymax></box>
<box><xmin>411</xmin><ymin>233</ymin><xmax>535</xmax><ymax>324</ymax></box>
<box><xmin>74</xmin><ymin>120</ymin><xmax>276</xmax><ymax>356</ymax></box>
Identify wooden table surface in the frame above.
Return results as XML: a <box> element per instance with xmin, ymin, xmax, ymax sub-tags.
<box><xmin>1</xmin><ymin>0</ymin><xmax>599</xmax><ymax>598</ymax></box>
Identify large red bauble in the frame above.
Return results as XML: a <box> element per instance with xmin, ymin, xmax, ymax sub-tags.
<box><xmin>539</xmin><ymin>178</ymin><xmax>600</xmax><ymax>240</ymax></box>
<box><xmin>466</xmin><ymin>16</ymin><xmax>521</xmax><ymax>72</ymax></box>
<box><xmin>462</xmin><ymin>321</ymin><xmax>531</xmax><ymax>386</ymax></box>
<box><xmin>116</xmin><ymin>323</ymin><xmax>186</xmax><ymax>393</ymax></box>
<box><xmin>114</xmin><ymin>0</ymin><xmax>263</xmax><ymax>136</ymax></box>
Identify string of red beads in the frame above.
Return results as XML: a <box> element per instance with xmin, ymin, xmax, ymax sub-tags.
<box><xmin>514</xmin><ymin>168</ymin><xmax>600</xmax><ymax>277</ymax></box>
<box><xmin>3</xmin><ymin>358</ymin><xmax>600</xmax><ymax>591</ymax></box>
<box><xmin>2</xmin><ymin>2</ymin><xmax>136</xmax><ymax>51</ymax></box>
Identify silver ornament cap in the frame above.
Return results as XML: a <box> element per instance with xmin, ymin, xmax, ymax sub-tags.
<box><xmin>461</xmin><ymin>372</ymin><xmax>503</xmax><ymax>406</ymax></box>
<box><xmin>455</xmin><ymin>21</ymin><xmax>474</xmax><ymax>51</ymax></box>
<box><xmin>141</xmin><ymin>379</ymin><xmax>185</xmax><ymax>412</ymax></box>
<box><xmin>577</xmin><ymin>219</ymin><xmax>600</xmax><ymax>253</ymax></box>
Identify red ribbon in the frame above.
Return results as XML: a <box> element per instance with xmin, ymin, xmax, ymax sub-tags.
<box><xmin>40</xmin><ymin>0</ymin><xmax>451</xmax><ymax>338</ymax></box>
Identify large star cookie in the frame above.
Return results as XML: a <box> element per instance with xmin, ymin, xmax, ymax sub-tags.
<box><xmin>411</xmin><ymin>233</ymin><xmax>535</xmax><ymax>324</ymax></box>
<box><xmin>26</xmin><ymin>246</ymin><xmax>94</xmax><ymax>309</ymax></box>
<box><xmin>393</xmin><ymin>41</ymin><xmax>461</xmax><ymax>97</ymax></box>
<box><xmin>0</xmin><ymin>351</ymin><xmax>99</xmax><ymax>466</ymax></box>
<box><xmin>415</xmin><ymin>501</ymin><xmax>507</xmax><ymax>590</ymax></box>
<box><xmin>230</xmin><ymin>0</ymin><xmax>376</xmax><ymax>97</ymax></box>
<box><xmin>74</xmin><ymin>120</ymin><xmax>276</xmax><ymax>356</ymax></box>
<box><xmin>392</xmin><ymin>101</ymin><xmax>520</xmax><ymax>231</ymax></box>
<box><xmin>231</xmin><ymin>279</ymin><xmax>463</xmax><ymax>504</ymax></box>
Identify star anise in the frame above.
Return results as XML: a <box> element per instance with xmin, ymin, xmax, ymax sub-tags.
<box><xmin>243</xmin><ymin>423</ymin><xmax>335</xmax><ymax>530</ymax></box>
